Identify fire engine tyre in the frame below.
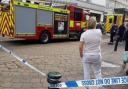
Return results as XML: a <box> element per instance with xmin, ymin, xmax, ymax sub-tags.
<box><xmin>73</xmin><ymin>34</ymin><xmax>80</xmax><ymax>40</ymax></box>
<box><xmin>40</xmin><ymin>32</ymin><xmax>50</xmax><ymax>44</ymax></box>
<box><xmin>74</xmin><ymin>34</ymin><xmax>79</xmax><ymax>40</ymax></box>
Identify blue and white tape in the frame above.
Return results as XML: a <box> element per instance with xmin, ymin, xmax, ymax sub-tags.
<box><xmin>1</xmin><ymin>44</ymin><xmax>128</xmax><ymax>88</ymax></box>
<box><xmin>49</xmin><ymin>76</ymin><xmax>128</xmax><ymax>88</ymax></box>
<box><xmin>0</xmin><ymin>45</ymin><xmax>46</xmax><ymax>76</ymax></box>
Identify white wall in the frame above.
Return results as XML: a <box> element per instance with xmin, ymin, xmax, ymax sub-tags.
<box><xmin>90</xmin><ymin>0</ymin><xmax>106</xmax><ymax>6</ymax></box>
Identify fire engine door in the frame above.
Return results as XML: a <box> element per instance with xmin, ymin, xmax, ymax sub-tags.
<box><xmin>15</xmin><ymin>6</ymin><xmax>36</xmax><ymax>35</ymax></box>
<box><xmin>117</xmin><ymin>15</ymin><xmax>123</xmax><ymax>28</ymax></box>
<box><xmin>54</xmin><ymin>13</ymin><xmax>68</xmax><ymax>35</ymax></box>
<box><xmin>105</xmin><ymin>15</ymin><xmax>114</xmax><ymax>32</ymax></box>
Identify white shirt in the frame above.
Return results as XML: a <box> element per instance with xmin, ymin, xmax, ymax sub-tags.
<box><xmin>80</xmin><ymin>29</ymin><xmax>102</xmax><ymax>55</ymax></box>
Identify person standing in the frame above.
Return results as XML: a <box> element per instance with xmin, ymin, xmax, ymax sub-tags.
<box><xmin>124</xmin><ymin>23</ymin><xmax>128</xmax><ymax>51</ymax></box>
<box><xmin>118</xmin><ymin>23</ymin><xmax>126</xmax><ymax>42</ymax></box>
<box><xmin>79</xmin><ymin>18</ymin><xmax>102</xmax><ymax>85</ymax></box>
<box><xmin>114</xmin><ymin>23</ymin><xmax>126</xmax><ymax>51</ymax></box>
<box><xmin>108</xmin><ymin>23</ymin><xmax>117</xmax><ymax>45</ymax></box>
<box><xmin>122</xmin><ymin>23</ymin><xmax>128</xmax><ymax>74</ymax></box>
<box><xmin>96</xmin><ymin>22</ymin><xmax>103</xmax><ymax>33</ymax></box>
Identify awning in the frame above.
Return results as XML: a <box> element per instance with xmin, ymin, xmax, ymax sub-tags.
<box><xmin>114</xmin><ymin>8</ymin><xmax>128</xmax><ymax>15</ymax></box>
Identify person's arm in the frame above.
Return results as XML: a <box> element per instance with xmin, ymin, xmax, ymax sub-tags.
<box><xmin>79</xmin><ymin>32</ymin><xmax>85</xmax><ymax>58</ymax></box>
<box><xmin>124</xmin><ymin>31</ymin><xmax>128</xmax><ymax>41</ymax></box>
<box><xmin>79</xmin><ymin>41</ymin><xmax>84</xmax><ymax>58</ymax></box>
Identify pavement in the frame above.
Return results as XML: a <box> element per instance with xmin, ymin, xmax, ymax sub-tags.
<box><xmin>0</xmin><ymin>34</ymin><xmax>128</xmax><ymax>89</ymax></box>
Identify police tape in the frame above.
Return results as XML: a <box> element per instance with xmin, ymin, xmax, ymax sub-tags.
<box><xmin>1</xmin><ymin>45</ymin><xmax>128</xmax><ymax>89</ymax></box>
<box><xmin>0</xmin><ymin>45</ymin><xmax>46</xmax><ymax>76</ymax></box>
<box><xmin>49</xmin><ymin>76</ymin><xmax>128</xmax><ymax>88</ymax></box>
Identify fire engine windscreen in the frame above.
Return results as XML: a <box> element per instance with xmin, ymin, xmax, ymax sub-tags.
<box><xmin>74</xmin><ymin>8</ymin><xmax>82</xmax><ymax>21</ymax></box>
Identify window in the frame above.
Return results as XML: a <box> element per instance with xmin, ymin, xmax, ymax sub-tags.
<box><xmin>74</xmin><ymin>8</ymin><xmax>82</xmax><ymax>21</ymax></box>
<box><xmin>109</xmin><ymin>18</ymin><xmax>112</xmax><ymax>23</ymax></box>
<box><xmin>86</xmin><ymin>15</ymin><xmax>90</xmax><ymax>21</ymax></box>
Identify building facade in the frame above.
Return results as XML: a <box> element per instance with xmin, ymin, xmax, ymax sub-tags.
<box><xmin>106</xmin><ymin>0</ymin><xmax>128</xmax><ymax>13</ymax></box>
<box><xmin>37</xmin><ymin>0</ymin><xmax>128</xmax><ymax>22</ymax></box>
<box><xmin>51</xmin><ymin>0</ymin><xmax>106</xmax><ymax>22</ymax></box>
<box><xmin>106</xmin><ymin>0</ymin><xmax>128</xmax><ymax>23</ymax></box>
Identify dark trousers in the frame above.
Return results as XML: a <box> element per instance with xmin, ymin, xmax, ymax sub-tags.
<box><xmin>110</xmin><ymin>33</ymin><xmax>115</xmax><ymax>43</ymax></box>
<box><xmin>114</xmin><ymin>37</ymin><xmax>120</xmax><ymax>51</ymax></box>
<box><xmin>119</xmin><ymin>35</ymin><xmax>123</xmax><ymax>42</ymax></box>
<box><xmin>125</xmin><ymin>41</ymin><xmax>128</xmax><ymax>51</ymax></box>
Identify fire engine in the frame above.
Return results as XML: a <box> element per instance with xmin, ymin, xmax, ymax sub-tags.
<box><xmin>0</xmin><ymin>0</ymin><xmax>89</xmax><ymax>43</ymax></box>
<box><xmin>105</xmin><ymin>14</ymin><xmax>124</xmax><ymax>32</ymax></box>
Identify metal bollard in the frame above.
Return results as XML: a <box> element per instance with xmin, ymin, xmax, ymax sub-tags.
<box><xmin>47</xmin><ymin>72</ymin><xmax>62</xmax><ymax>89</ymax></box>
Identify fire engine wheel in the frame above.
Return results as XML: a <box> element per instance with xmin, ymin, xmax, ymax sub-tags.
<box><xmin>40</xmin><ymin>32</ymin><xmax>50</xmax><ymax>44</ymax></box>
<box><xmin>74</xmin><ymin>34</ymin><xmax>79</xmax><ymax>40</ymax></box>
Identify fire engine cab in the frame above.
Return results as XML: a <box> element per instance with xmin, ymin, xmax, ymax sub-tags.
<box><xmin>0</xmin><ymin>0</ymin><xmax>89</xmax><ymax>43</ymax></box>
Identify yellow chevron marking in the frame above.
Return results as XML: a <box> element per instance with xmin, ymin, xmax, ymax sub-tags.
<box><xmin>0</xmin><ymin>0</ymin><xmax>15</xmax><ymax>37</ymax></box>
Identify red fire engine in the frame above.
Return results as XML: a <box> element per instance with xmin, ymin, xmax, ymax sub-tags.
<box><xmin>0</xmin><ymin>0</ymin><xmax>89</xmax><ymax>43</ymax></box>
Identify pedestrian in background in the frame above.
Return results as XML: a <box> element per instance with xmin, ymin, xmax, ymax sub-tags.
<box><xmin>122</xmin><ymin>23</ymin><xmax>128</xmax><ymax>74</ymax></box>
<box><xmin>118</xmin><ymin>23</ymin><xmax>126</xmax><ymax>42</ymax></box>
<box><xmin>79</xmin><ymin>18</ymin><xmax>102</xmax><ymax>88</ymax></box>
<box><xmin>124</xmin><ymin>23</ymin><xmax>128</xmax><ymax>51</ymax></box>
<box><xmin>96</xmin><ymin>22</ymin><xmax>103</xmax><ymax>33</ymax></box>
<box><xmin>114</xmin><ymin>23</ymin><xmax>126</xmax><ymax>51</ymax></box>
<box><xmin>108</xmin><ymin>23</ymin><xmax>117</xmax><ymax>45</ymax></box>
